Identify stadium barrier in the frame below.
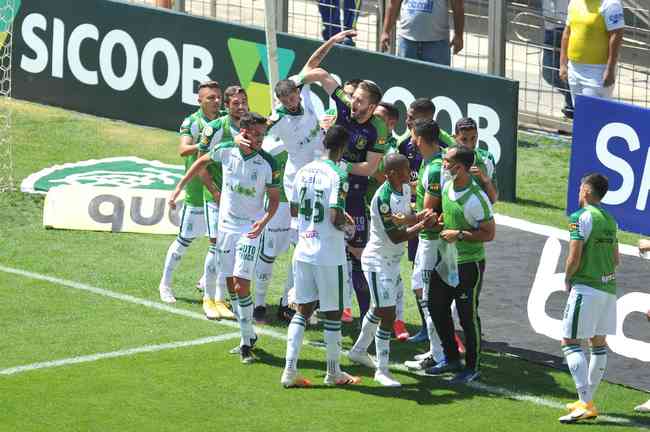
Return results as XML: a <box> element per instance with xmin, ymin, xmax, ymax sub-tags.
<box><xmin>11</xmin><ymin>0</ymin><xmax>519</xmax><ymax>201</ymax></box>
<box><xmin>567</xmin><ymin>95</ymin><xmax>650</xmax><ymax>236</ymax></box>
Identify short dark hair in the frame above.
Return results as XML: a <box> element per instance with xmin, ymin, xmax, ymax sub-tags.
<box><xmin>343</xmin><ymin>79</ymin><xmax>363</xmax><ymax>89</ymax></box>
<box><xmin>198</xmin><ymin>80</ymin><xmax>221</xmax><ymax>91</ymax></box>
<box><xmin>323</xmin><ymin>125</ymin><xmax>349</xmax><ymax>152</ymax></box>
<box><xmin>455</xmin><ymin>117</ymin><xmax>477</xmax><ymax>133</ymax></box>
<box><xmin>224</xmin><ymin>85</ymin><xmax>247</xmax><ymax>104</ymax></box>
<box><xmin>384</xmin><ymin>153</ymin><xmax>408</xmax><ymax>172</ymax></box>
<box><xmin>413</xmin><ymin>119</ymin><xmax>440</xmax><ymax>144</ymax></box>
<box><xmin>377</xmin><ymin>102</ymin><xmax>399</xmax><ymax>122</ymax></box>
<box><xmin>449</xmin><ymin>145</ymin><xmax>475</xmax><ymax>170</ymax></box>
<box><xmin>357</xmin><ymin>80</ymin><xmax>382</xmax><ymax>105</ymax></box>
<box><xmin>239</xmin><ymin>112</ymin><xmax>267</xmax><ymax>130</ymax></box>
<box><xmin>581</xmin><ymin>173</ymin><xmax>609</xmax><ymax>200</ymax></box>
<box><xmin>275</xmin><ymin>79</ymin><xmax>299</xmax><ymax>98</ymax></box>
<box><xmin>410</xmin><ymin>98</ymin><xmax>435</xmax><ymax>114</ymax></box>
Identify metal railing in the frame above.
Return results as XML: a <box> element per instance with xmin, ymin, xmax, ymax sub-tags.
<box><xmin>127</xmin><ymin>0</ymin><xmax>650</xmax><ymax>130</ymax></box>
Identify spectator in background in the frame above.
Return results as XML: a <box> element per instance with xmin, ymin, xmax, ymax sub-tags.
<box><xmin>559</xmin><ymin>0</ymin><xmax>625</xmax><ymax>103</ymax></box>
<box><xmin>380</xmin><ymin>0</ymin><xmax>464</xmax><ymax>66</ymax></box>
<box><xmin>542</xmin><ymin>0</ymin><xmax>574</xmax><ymax>119</ymax></box>
<box><xmin>319</xmin><ymin>0</ymin><xmax>360</xmax><ymax>46</ymax></box>
<box><xmin>155</xmin><ymin>0</ymin><xmax>172</xmax><ymax>8</ymax></box>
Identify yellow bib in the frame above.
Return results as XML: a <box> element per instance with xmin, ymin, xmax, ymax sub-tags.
<box><xmin>568</xmin><ymin>0</ymin><xmax>609</xmax><ymax>64</ymax></box>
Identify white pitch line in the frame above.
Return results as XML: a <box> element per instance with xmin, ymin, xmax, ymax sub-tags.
<box><xmin>0</xmin><ymin>332</ymin><xmax>240</xmax><ymax>376</ymax></box>
<box><xmin>1</xmin><ymin>264</ymin><xmax>647</xmax><ymax>428</ymax></box>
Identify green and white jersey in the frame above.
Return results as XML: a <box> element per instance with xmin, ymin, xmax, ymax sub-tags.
<box><xmin>416</xmin><ymin>152</ymin><xmax>444</xmax><ymax>240</ymax></box>
<box><xmin>568</xmin><ymin>205</ymin><xmax>618</xmax><ymax>294</ymax></box>
<box><xmin>362</xmin><ymin>181</ymin><xmax>411</xmax><ymax>271</ymax></box>
<box><xmin>261</xmin><ymin>137</ymin><xmax>289</xmax><ymax>203</ymax></box>
<box><xmin>290</xmin><ymin>159</ymin><xmax>349</xmax><ymax>266</ymax></box>
<box><xmin>441</xmin><ymin>180</ymin><xmax>493</xmax><ymax>264</ymax></box>
<box><xmin>179</xmin><ymin>109</ymin><xmax>211</xmax><ymax>207</ymax></box>
<box><xmin>210</xmin><ymin>141</ymin><xmax>280</xmax><ymax>234</ymax></box>
<box><xmin>266</xmin><ymin>84</ymin><xmax>324</xmax><ymax>202</ymax></box>
<box><xmin>474</xmin><ymin>147</ymin><xmax>498</xmax><ymax>193</ymax></box>
<box><xmin>199</xmin><ymin>115</ymin><xmax>240</xmax><ymax>202</ymax></box>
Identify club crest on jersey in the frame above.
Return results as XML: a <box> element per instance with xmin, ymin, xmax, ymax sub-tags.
<box><xmin>569</xmin><ymin>222</ymin><xmax>578</xmax><ymax>231</ymax></box>
<box><xmin>355</xmin><ymin>137</ymin><xmax>367</xmax><ymax>150</ymax></box>
<box><xmin>251</xmin><ymin>170</ymin><xmax>258</xmax><ymax>181</ymax></box>
<box><xmin>342</xmin><ymin>182</ymin><xmax>349</xmax><ymax>192</ymax></box>
<box><xmin>203</xmin><ymin>125</ymin><xmax>213</xmax><ymax>137</ymax></box>
<box><xmin>380</xmin><ymin>203</ymin><xmax>390</xmax><ymax>214</ymax></box>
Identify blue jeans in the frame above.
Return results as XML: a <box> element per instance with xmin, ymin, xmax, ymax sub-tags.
<box><xmin>318</xmin><ymin>0</ymin><xmax>361</xmax><ymax>41</ymax></box>
<box><xmin>542</xmin><ymin>27</ymin><xmax>574</xmax><ymax>111</ymax></box>
<box><xmin>398</xmin><ymin>37</ymin><xmax>450</xmax><ymax>66</ymax></box>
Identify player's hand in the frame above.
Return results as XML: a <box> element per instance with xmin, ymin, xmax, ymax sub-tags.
<box><xmin>470</xmin><ymin>166</ymin><xmax>488</xmax><ymax>184</ymax></box>
<box><xmin>564</xmin><ymin>279</ymin><xmax>572</xmax><ymax>293</ymax></box>
<box><xmin>559</xmin><ymin>64</ymin><xmax>568</xmax><ymax>82</ymax></box>
<box><xmin>603</xmin><ymin>66</ymin><xmax>616</xmax><ymax>88</ymax></box>
<box><xmin>440</xmin><ymin>229</ymin><xmax>459</xmax><ymax>243</ymax></box>
<box><xmin>638</xmin><ymin>239</ymin><xmax>650</xmax><ymax>253</ymax></box>
<box><xmin>391</xmin><ymin>212</ymin><xmax>408</xmax><ymax>225</ymax></box>
<box><xmin>235</xmin><ymin>132</ymin><xmax>252</xmax><ymax>149</ymax></box>
<box><xmin>450</xmin><ymin>33</ymin><xmax>464</xmax><ymax>55</ymax></box>
<box><xmin>210</xmin><ymin>189</ymin><xmax>221</xmax><ymax>205</ymax></box>
<box><xmin>320</xmin><ymin>115</ymin><xmax>336</xmax><ymax>131</ymax></box>
<box><xmin>380</xmin><ymin>31</ymin><xmax>391</xmax><ymax>52</ymax></box>
<box><xmin>330</xmin><ymin>29</ymin><xmax>357</xmax><ymax>44</ymax></box>
<box><xmin>247</xmin><ymin>220</ymin><xmax>265</xmax><ymax>239</ymax></box>
<box><xmin>168</xmin><ymin>188</ymin><xmax>181</xmax><ymax>210</ymax></box>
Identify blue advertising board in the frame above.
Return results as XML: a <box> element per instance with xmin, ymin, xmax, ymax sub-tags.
<box><xmin>568</xmin><ymin>95</ymin><xmax>650</xmax><ymax>235</ymax></box>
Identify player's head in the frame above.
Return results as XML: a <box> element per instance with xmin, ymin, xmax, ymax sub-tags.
<box><xmin>343</xmin><ymin>79</ymin><xmax>362</xmax><ymax>98</ymax></box>
<box><xmin>374</xmin><ymin>102</ymin><xmax>399</xmax><ymax>132</ymax></box>
<box><xmin>454</xmin><ymin>117</ymin><xmax>478</xmax><ymax>150</ymax></box>
<box><xmin>239</xmin><ymin>112</ymin><xmax>267</xmax><ymax>151</ymax></box>
<box><xmin>411</xmin><ymin>118</ymin><xmax>440</xmax><ymax>153</ymax></box>
<box><xmin>384</xmin><ymin>153</ymin><xmax>410</xmax><ymax>186</ymax></box>
<box><xmin>406</xmin><ymin>98</ymin><xmax>435</xmax><ymax>131</ymax></box>
<box><xmin>275</xmin><ymin>79</ymin><xmax>301</xmax><ymax>113</ymax></box>
<box><xmin>351</xmin><ymin>80</ymin><xmax>382</xmax><ymax>122</ymax></box>
<box><xmin>579</xmin><ymin>173</ymin><xmax>609</xmax><ymax>206</ymax></box>
<box><xmin>323</xmin><ymin>125</ymin><xmax>350</xmax><ymax>161</ymax></box>
<box><xmin>444</xmin><ymin>146</ymin><xmax>474</xmax><ymax>182</ymax></box>
<box><xmin>197</xmin><ymin>81</ymin><xmax>222</xmax><ymax>118</ymax></box>
<box><xmin>224</xmin><ymin>86</ymin><xmax>249</xmax><ymax>120</ymax></box>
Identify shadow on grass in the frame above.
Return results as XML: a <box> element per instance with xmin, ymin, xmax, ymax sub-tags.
<box><xmin>514</xmin><ymin>197</ymin><xmax>565</xmax><ymax>212</ymax></box>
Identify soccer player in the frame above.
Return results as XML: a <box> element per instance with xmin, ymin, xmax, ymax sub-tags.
<box><xmin>298</xmin><ymin>30</ymin><xmax>390</xmax><ymax>323</ymax></box>
<box><xmin>252</xmin><ymin>78</ymin><xmax>324</xmax><ymax>323</ymax></box>
<box><xmin>425</xmin><ymin>146</ymin><xmax>495</xmax><ymax>384</ymax></box>
<box><xmin>320</xmin><ymin>78</ymin><xmax>362</xmax><ymax>131</ymax></box>
<box><xmin>453</xmin><ymin>117</ymin><xmax>498</xmax><ymax>204</ymax></box>
<box><xmin>559</xmin><ymin>173</ymin><xmax>619</xmax><ymax>423</ymax></box>
<box><xmin>196</xmin><ymin>86</ymin><xmax>250</xmax><ymax>319</ymax></box>
<box><xmin>401</xmin><ymin>119</ymin><xmax>446</xmax><ymax>370</ymax></box>
<box><xmin>170</xmin><ymin>112</ymin><xmax>281</xmax><ymax>364</ymax></box>
<box><xmin>159</xmin><ymin>80</ymin><xmax>222</xmax><ymax>305</ymax></box>
<box><xmin>281</xmin><ymin>125</ymin><xmax>361</xmax><ymax>387</ymax></box>
<box><xmin>348</xmin><ymin>153</ymin><xmax>433</xmax><ymax>386</ymax></box>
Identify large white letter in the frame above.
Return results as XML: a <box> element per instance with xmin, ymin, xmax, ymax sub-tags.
<box><xmin>141</xmin><ymin>38</ymin><xmax>180</xmax><ymax>100</ymax></box>
<box><xmin>67</xmin><ymin>23</ymin><xmax>99</xmax><ymax>85</ymax></box>
<box><xmin>432</xmin><ymin>96</ymin><xmax>463</xmax><ymax>133</ymax></box>
<box><xmin>20</xmin><ymin>13</ymin><xmax>48</xmax><ymax>74</ymax></box>
<box><xmin>51</xmin><ymin>18</ymin><xmax>65</xmax><ymax>79</ymax></box>
<box><xmin>99</xmin><ymin>29</ymin><xmax>139</xmax><ymax>92</ymax></box>
<box><xmin>181</xmin><ymin>44</ymin><xmax>213</xmax><ymax>106</ymax></box>
<box><xmin>468</xmin><ymin>103</ymin><xmax>502</xmax><ymax>164</ymax></box>
<box><xmin>635</xmin><ymin>148</ymin><xmax>650</xmax><ymax>211</ymax></box>
<box><xmin>596</xmin><ymin>122</ymin><xmax>639</xmax><ymax>205</ymax></box>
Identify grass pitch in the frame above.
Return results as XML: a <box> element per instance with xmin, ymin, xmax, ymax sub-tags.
<box><xmin>1</xmin><ymin>100</ymin><xmax>649</xmax><ymax>431</ymax></box>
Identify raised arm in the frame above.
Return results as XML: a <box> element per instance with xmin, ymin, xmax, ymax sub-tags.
<box><xmin>178</xmin><ymin>134</ymin><xmax>198</xmax><ymax>157</ymax></box>
<box><xmin>301</xmin><ymin>30</ymin><xmax>357</xmax><ymax>74</ymax></box>
<box><xmin>168</xmin><ymin>153</ymin><xmax>213</xmax><ymax>209</ymax></box>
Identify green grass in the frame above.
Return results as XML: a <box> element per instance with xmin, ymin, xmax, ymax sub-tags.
<box><xmin>2</xmin><ymin>99</ymin><xmax>649</xmax><ymax>431</ymax></box>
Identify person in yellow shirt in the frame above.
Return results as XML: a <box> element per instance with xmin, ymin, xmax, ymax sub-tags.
<box><xmin>559</xmin><ymin>0</ymin><xmax>625</xmax><ymax>103</ymax></box>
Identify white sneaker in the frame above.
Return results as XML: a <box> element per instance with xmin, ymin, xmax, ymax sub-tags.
<box><xmin>374</xmin><ymin>369</ymin><xmax>401</xmax><ymax>387</ymax></box>
<box><xmin>159</xmin><ymin>284</ymin><xmax>176</xmax><ymax>303</ymax></box>
<box><xmin>404</xmin><ymin>355</ymin><xmax>436</xmax><ymax>371</ymax></box>
<box><xmin>347</xmin><ymin>350</ymin><xmax>376</xmax><ymax>369</ymax></box>
<box><xmin>324</xmin><ymin>370</ymin><xmax>361</xmax><ymax>386</ymax></box>
<box><xmin>635</xmin><ymin>400</ymin><xmax>650</xmax><ymax>412</ymax></box>
<box><xmin>281</xmin><ymin>369</ymin><xmax>312</xmax><ymax>388</ymax></box>
<box><xmin>414</xmin><ymin>352</ymin><xmax>430</xmax><ymax>361</ymax></box>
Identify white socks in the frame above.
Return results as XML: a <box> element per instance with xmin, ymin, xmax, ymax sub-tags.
<box><xmin>254</xmin><ymin>256</ymin><xmax>274</xmax><ymax>308</ymax></box>
<box><xmin>160</xmin><ymin>236</ymin><xmax>191</xmax><ymax>286</ymax></box>
<box><xmin>351</xmin><ymin>311</ymin><xmax>380</xmax><ymax>353</ymax></box>
<box><xmin>285</xmin><ymin>313</ymin><xmax>306</xmax><ymax>371</ymax></box>
<box><xmin>323</xmin><ymin>319</ymin><xmax>342</xmax><ymax>375</ymax></box>
<box><xmin>589</xmin><ymin>346</ymin><xmax>607</xmax><ymax>400</ymax></box>
<box><xmin>238</xmin><ymin>294</ymin><xmax>255</xmax><ymax>347</ymax></box>
<box><xmin>563</xmin><ymin>344</ymin><xmax>591</xmax><ymax>403</ymax></box>
<box><xmin>203</xmin><ymin>244</ymin><xmax>217</xmax><ymax>300</ymax></box>
<box><xmin>375</xmin><ymin>327</ymin><xmax>391</xmax><ymax>371</ymax></box>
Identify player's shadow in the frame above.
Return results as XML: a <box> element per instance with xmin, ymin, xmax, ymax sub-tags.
<box><xmin>174</xmin><ymin>296</ymin><xmax>202</xmax><ymax>305</ymax></box>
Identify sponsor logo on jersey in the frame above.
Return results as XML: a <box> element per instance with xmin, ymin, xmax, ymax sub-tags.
<box><xmin>355</xmin><ymin>137</ymin><xmax>367</xmax><ymax>150</ymax></box>
<box><xmin>21</xmin><ymin>157</ymin><xmax>184</xmax><ymax>194</ymax></box>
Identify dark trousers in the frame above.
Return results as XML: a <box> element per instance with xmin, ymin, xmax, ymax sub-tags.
<box><xmin>318</xmin><ymin>0</ymin><xmax>361</xmax><ymax>40</ymax></box>
<box><xmin>542</xmin><ymin>27</ymin><xmax>574</xmax><ymax>111</ymax></box>
<box><xmin>428</xmin><ymin>260</ymin><xmax>485</xmax><ymax>371</ymax></box>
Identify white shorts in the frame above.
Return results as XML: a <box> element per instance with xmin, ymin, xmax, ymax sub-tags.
<box><xmin>365</xmin><ymin>268</ymin><xmax>401</xmax><ymax>309</ymax></box>
<box><xmin>562</xmin><ymin>284</ymin><xmax>617</xmax><ymax>339</ymax></box>
<box><xmin>411</xmin><ymin>238</ymin><xmax>440</xmax><ymax>294</ymax></box>
<box><xmin>217</xmin><ymin>230</ymin><xmax>262</xmax><ymax>280</ymax></box>
<box><xmin>178</xmin><ymin>204</ymin><xmax>206</xmax><ymax>239</ymax></box>
<box><xmin>568</xmin><ymin>62</ymin><xmax>613</xmax><ymax>105</ymax></box>
<box><xmin>204</xmin><ymin>201</ymin><xmax>219</xmax><ymax>239</ymax></box>
<box><xmin>293</xmin><ymin>259</ymin><xmax>348</xmax><ymax>312</ymax></box>
<box><xmin>260</xmin><ymin>203</ymin><xmax>292</xmax><ymax>260</ymax></box>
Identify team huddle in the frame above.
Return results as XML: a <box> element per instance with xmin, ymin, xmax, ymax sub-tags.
<box><xmin>158</xmin><ymin>30</ymin><xmax>622</xmax><ymax>423</ymax></box>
